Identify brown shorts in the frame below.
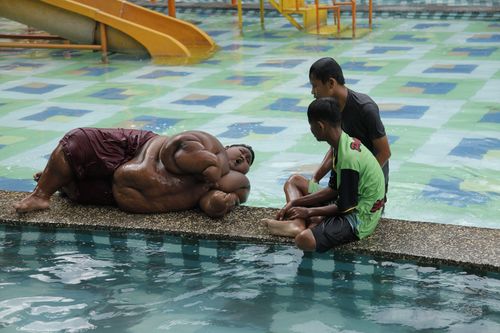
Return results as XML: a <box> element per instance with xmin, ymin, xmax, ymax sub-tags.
<box><xmin>60</xmin><ymin>128</ymin><xmax>158</xmax><ymax>205</ymax></box>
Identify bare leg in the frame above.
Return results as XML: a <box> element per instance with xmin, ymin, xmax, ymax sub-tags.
<box><xmin>261</xmin><ymin>174</ymin><xmax>311</xmax><ymax>237</ymax></box>
<box><xmin>295</xmin><ymin>229</ymin><xmax>317</xmax><ymax>251</ymax></box>
<box><xmin>283</xmin><ymin>174</ymin><xmax>309</xmax><ymax>203</ymax></box>
<box><xmin>261</xmin><ymin>218</ymin><xmax>305</xmax><ymax>238</ymax></box>
<box><xmin>13</xmin><ymin>145</ymin><xmax>74</xmax><ymax>213</ymax></box>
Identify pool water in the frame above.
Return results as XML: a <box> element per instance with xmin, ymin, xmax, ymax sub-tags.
<box><xmin>1</xmin><ymin>225</ymin><xmax>499</xmax><ymax>332</ymax></box>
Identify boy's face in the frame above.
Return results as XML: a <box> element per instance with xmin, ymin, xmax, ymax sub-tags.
<box><xmin>309</xmin><ymin>74</ymin><xmax>332</xmax><ymax>99</ymax></box>
<box><xmin>226</xmin><ymin>146</ymin><xmax>252</xmax><ymax>174</ymax></box>
<box><xmin>309</xmin><ymin>120</ymin><xmax>324</xmax><ymax>142</ymax></box>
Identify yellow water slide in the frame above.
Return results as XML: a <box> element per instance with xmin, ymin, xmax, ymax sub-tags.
<box><xmin>0</xmin><ymin>0</ymin><xmax>216</xmax><ymax>61</ymax></box>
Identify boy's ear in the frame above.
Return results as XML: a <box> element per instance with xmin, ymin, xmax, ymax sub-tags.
<box><xmin>318</xmin><ymin>120</ymin><xmax>327</xmax><ymax>132</ymax></box>
<box><xmin>328</xmin><ymin>77</ymin><xmax>336</xmax><ymax>88</ymax></box>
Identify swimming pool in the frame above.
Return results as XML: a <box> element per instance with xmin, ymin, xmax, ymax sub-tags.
<box><xmin>1</xmin><ymin>225</ymin><xmax>499</xmax><ymax>332</ymax></box>
<box><xmin>0</xmin><ymin>5</ymin><xmax>499</xmax><ymax>228</ymax></box>
<box><xmin>1</xmin><ymin>2</ymin><xmax>499</xmax><ymax>332</ymax></box>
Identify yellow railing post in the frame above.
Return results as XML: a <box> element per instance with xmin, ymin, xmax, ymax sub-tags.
<box><xmin>260</xmin><ymin>0</ymin><xmax>265</xmax><ymax>28</ymax></box>
<box><xmin>237</xmin><ymin>0</ymin><xmax>243</xmax><ymax>32</ymax></box>
<box><xmin>99</xmin><ymin>22</ymin><xmax>109</xmax><ymax>63</ymax></box>
<box><xmin>315</xmin><ymin>0</ymin><xmax>320</xmax><ymax>34</ymax></box>
<box><xmin>369</xmin><ymin>0</ymin><xmax>372</xmax><ymax>29</ymax></box>
<box><xmin>168</xmin><ymin>0</ymin><xmax>176</xmax><ymax>17</ymax></box>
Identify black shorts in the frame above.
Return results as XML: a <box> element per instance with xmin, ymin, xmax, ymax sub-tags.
<box><xmin>311</xmin><ymin>215</ymin><xmax>359</xmax><ymax>253</ymax></box>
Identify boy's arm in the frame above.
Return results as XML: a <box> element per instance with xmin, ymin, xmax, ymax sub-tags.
<box><xmin>312</xmin><ymin>148</ymin><xmax>333</xmax><ymax>183</ymax></box>
<box><xmin>364</xmin><ymin>102</ymin><xmax>391</xmax><ymax>168</ymax></box>
<box><xmin>372</xmin><ymin>135</ymin><xmax>391</xmax><ymax>167</ymax></box>
<box><xmin>286</xmin><ymin>203</ymin><xmax>340</xmax><ymax>220</ymax></box>
<box><xmin>277</xmin><ymin>186</ymin><xmax>337</xmax><ymax>220</ymax></box>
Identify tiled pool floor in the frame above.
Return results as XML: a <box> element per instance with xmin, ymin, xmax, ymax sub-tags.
<box><xmin>0</xmin><ymin>11</ymin><xmax>499</xmax><ymax>228</ymax></box>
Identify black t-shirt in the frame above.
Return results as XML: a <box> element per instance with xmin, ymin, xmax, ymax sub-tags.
<box><xmin>342</xmin><ymin>89</ymin><xmax>386</xmax><ymax>153</ymax></box>
<box><xmin>342</xmin><ymin>89</ymin><xmax>389</xmax><ymax>183</ymax></box>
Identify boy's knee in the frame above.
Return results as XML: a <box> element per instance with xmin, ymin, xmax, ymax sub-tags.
<box><xmin>295</xmin><ymin>229</ymin><xmax>316</xmax><ymax>252</ymax></box>
<box><xmin>285</xmin><ymin>173</ymin><xmax>308</xmax><ymax>190</ymax></box>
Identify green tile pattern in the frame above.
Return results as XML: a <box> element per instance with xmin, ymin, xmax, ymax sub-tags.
<box><xmin>0</xmin><ymin>12</ymin><xmax>499</xmax><ymax>228</ymax></box>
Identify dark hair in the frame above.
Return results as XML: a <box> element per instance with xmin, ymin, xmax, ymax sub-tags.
<box><xmin>307</xmin><ymin>97</ymin><xmax>342</xmax><ymax>126</ymax></box>
<box><xmin>309</xmin><ymin>57</ymin><xmax>345</xmax><ymax>85</ymax></box>
<box><xmin>227</xmin><ymin>144</ymin><xmax>255</xmax><ymax>165</ymax></box>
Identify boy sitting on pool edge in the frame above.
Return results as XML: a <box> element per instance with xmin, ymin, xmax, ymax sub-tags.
<box><xmin>262</xmin><ymin>97</ymin><xmax>385</xmax><ymax>252</ymax></box>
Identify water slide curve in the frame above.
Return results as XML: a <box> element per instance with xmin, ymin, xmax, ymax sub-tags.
<box><xmin>0</xmin><ymin>0</ymin><xmax>216</xmax><ymax>60</ymax></box>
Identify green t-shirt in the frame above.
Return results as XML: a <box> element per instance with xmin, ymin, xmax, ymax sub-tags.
<box><xmin>331</xmin><ymin>132</ymin><xmax>386</xmax><ymax>239</ymax></box>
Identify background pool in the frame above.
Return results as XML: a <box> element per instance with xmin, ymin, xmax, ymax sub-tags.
<box><xmin>1</xmin><ymin>225</ymin><xmax>499</xmax><ymax>332</ymax></box>
<box><xmin>0</xmin><ymin>5</ymin><xmax>499</xmax><ymax>228</ymax></box>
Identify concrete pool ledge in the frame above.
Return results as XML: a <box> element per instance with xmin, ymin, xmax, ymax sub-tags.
<box><xmin>1</xmin><ymin>190</ymin><xmax>499</xmax><ymax>272</ymax></box>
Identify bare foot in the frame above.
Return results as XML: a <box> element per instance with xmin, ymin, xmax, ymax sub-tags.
<box><xmin>13</xmin><ymin>193</ymin><xmax>50</xmax><ymax>213</ymax></box>
<box><xmin>33</xmin><ymin>172</ymin><xmax>42</xmax><ymax>182</ymax></box>
<box><xmin>260</xmin><ymin>218</ymin><xmax>303</xmax><ymax>238</ymax></box>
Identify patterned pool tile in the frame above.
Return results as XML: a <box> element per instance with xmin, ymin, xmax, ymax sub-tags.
<box><xmin>449</xmin><ymin>137</ymin><xmax>500</xmax><ymax>159</ymax></box>
<box><xmin>481</xmin><ymin>110</ymin><xmax>500</xmax><ymax>123</ymax></box>
<box><xmin>0</xmin><ymin>102</ymin><xmax>124</xmax><ymax>131</ymax></box>
<box><xmin>397</xmin><ymin>60</ymin><xmax>499</xmax><ymax>79</ymax></box>
<box><xmin>68</xmin><ymin>66</ymin><xmax>119</xmax><ymax>77</ymax></box>
<box><xmin>0</xmin><ymin>60</ymin><xmax>73</xmax><ymax>77</ymax></box>
<box><xmin>466</xmin><ymin>33</ymin><xmax>500</xmax><ymax>43</ymax></box>
<box><xmin>380</xmin><ymin>104</ymin><xmax>429</xmax><ymax>119</ymax></box>
<box><xmin>410</xmin><ymin>130</ymin><xmax>500</xmax><ymax>171</ymax></box>
<box><xmin>268</xmin><ymin>98</ymin><xmax>307</xmax><ymax>113</ymax></box>
<box><xmin>227</xmin><ymin>56</ymin><xmax>311</xmax><ymax>73</ymax></box>
<box><xmin>6</xmin><ymin>82</ymin><xmax>65</xmax><ymax>95</ymax></box>
<box><xmin>0</xmin><ymin>177</ymin><xmax>34</xmax><ymax>192</ymax></box>
<box><xmin>20</xmin><ymin>106</ymin><xmax>92</xmax><ymax>121</ymax></box>
<box><xmin>447</xmin><ymin>32</ymin><xmax>500</xmax><ymax>45</ymax></box>
<box><xmin>374</xmin><ymin>77</ymin><xmax>484</xmax><ymax>100</ymax></box>
<box><xmin>130</xmin><ymin>115</ymin><xmax>181</xmax><ymax>132</ymax></box>
<box><xmin>218</xmin><ymin>121</ymin><xmax>287</xmax><ymax>138</ymax></box>
<box><xmin>471</xmin><ymin>79</ymin><xmax>500</xmax><ymax>102</ymax></box>
<box><xmin>109</xmin><ymin>66</ymin><xmax>217</xmax><ymax>88</ymax></box>
<box><xmin>55</xmin><ymin>83</ymin><xmax>164</xmax><ymax>105</ymax></box>
<box><xmin>0</xmin><ymin>78</ymin><xmax>93</xmax><ymax>100</ymax></box>
<box><xmin>199</xmin><ymin>114</ymin><xmax>311</xmax><ymax>152</ymax></box>
<box><xmin>379</xmin><ymin>98</ymin><xmax>464</xmax><ymax>128</ymax></box>
<box><xmin>173</xmin><ymin>93</ymin><xmax>230</xmax><ymax>107</ymax></box>
<box><xmin>341</xmin><ymin>44</ymin><xmax>434</xmax><ymax>60</ymax></box>
<box><xmin>393</xmin><ymin>21</ymin><xmax>468</xmax><ymax>32</ymax></box>
<box><xmin>217</xmin><ymin>40</ymin><xmax>286</xmax><ymax>55</ymax></box>
<box><xmin>422</xmin><ymin>177</ymin><xmax>491</xmax><ymax>207</ymax></box>
<box><xmin>0</xmin><ymin>139</ymin><xmax>61</xmax><ymax>171</ymax></box>
<box><xmin>141</xmin><ymin>88</ymin><xmax>263</xmax><ymax>114</ymax></box>
<box><xmin>447</xmin><ymin>46</ymin><xmax>499</xmax><ymax>57</ymax></box>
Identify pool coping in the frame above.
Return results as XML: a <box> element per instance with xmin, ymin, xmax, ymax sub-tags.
<box><xmin>1</xmin><ymin>190</ymin><xmax>499</xmax><ymax>272</ymax></box>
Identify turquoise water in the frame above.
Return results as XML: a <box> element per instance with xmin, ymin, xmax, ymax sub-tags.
<box><xmin>1</xmin><ymin>225</ymin><xmax>499</xmax><ymax>332</ymax></box>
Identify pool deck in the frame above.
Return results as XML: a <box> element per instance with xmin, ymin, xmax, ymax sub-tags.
<box><xmin>1</xmin><ymin>190</ymin><xmax>499</xmax><ymax>272</ymax></box>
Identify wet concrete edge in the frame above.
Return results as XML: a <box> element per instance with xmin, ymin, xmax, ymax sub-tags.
<box><xmin>1</xmin><ymin>190</ymin><xmax>499</xmax><ymax>272</ymax></box>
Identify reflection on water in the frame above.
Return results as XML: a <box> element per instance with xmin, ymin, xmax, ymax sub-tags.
<box><xmin>30</xmin><ymin>252</ymin><xmax>113</xmax><ymax>284</ymax></box>
<box><xmin>1</xmin><ymin>226</ymin><xmax>499</xmax><ymax>332</ymax></box>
